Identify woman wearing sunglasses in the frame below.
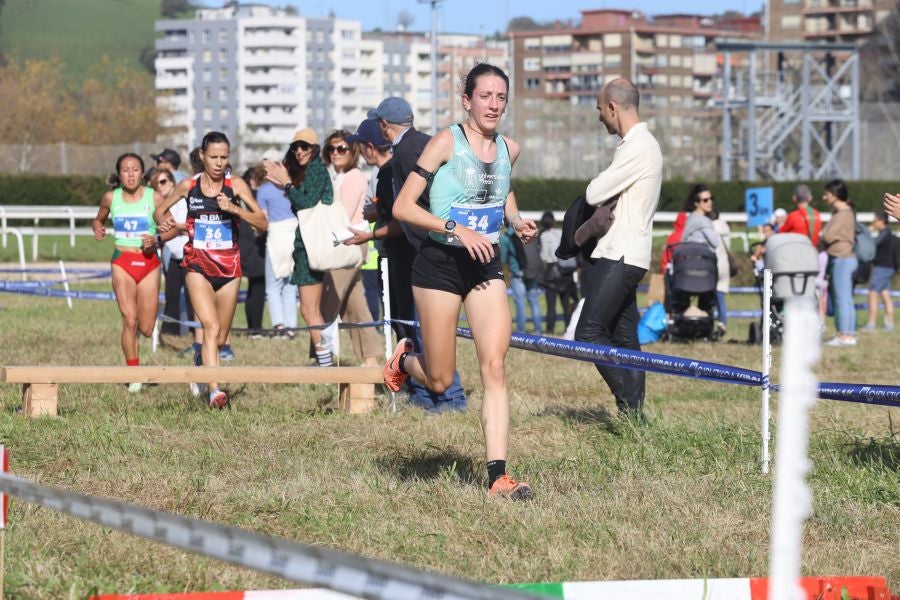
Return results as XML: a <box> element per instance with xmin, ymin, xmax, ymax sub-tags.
<box><xmin>320</xmin><ymin>130</ymin><xmax>381</xmax><ymax>367</ymax></box>
<box><xmin>263</xmin><ymin>128</ymin><xmax>332</xmax><ymax>366</ymax></box>
<box><xmin>151</xmin><ymin>168</ymin><xmax>194</xmax><ymax>349</ymax></box>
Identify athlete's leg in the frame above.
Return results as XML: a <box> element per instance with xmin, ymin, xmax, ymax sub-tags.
<box><xmin>186</xmin><ymin>272</ymin><xmax>220</xmax><ymax>377</ymax></box>
<box><xmin>463</xmin><ymin>280</ymin><xmax>512</xmax><ymax>462</ymax></box>
<box><xmin>111</xmin><ymin>264</ymin><xmax>140</xmax><ymax>362</ymax></box>
<box><xmin>403</xmin><ymin>287</ymin><xmax>462</xmax><ymax>393</ymax></box>
<box><xmin>135</xmin><ymin>265</ymin><xmax>161</xmax><ymax>338</ymax></box>
<box><xmin>214</xmin><ymin>278</ymin><xmax>241</xmax><ymax>347</ymax></box>
<box><xmin>299</xmin><ymin>281</ymin><xmax>325</xmax><ymax>347</ymax></box>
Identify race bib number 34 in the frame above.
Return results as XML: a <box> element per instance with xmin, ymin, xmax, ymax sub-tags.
<box><xmin>449</xmin><ymin>201</ymin><xmax>504</xmax><ymax>243</ymax></box>
<box><xmin>113</xmin><ymin>216</ymin><xmax>149</xmax><ymax>239</ymax></box>
<box><xmin>194</xmin><ymin>220</ymin><xmax>233</xmax><ymax>250</ymax></box>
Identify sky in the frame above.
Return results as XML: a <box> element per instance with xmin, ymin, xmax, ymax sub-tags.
<box><xmin>286</xmin><ymin>0</ymin><xmax>765</xmax><ymax>35</ymax></box>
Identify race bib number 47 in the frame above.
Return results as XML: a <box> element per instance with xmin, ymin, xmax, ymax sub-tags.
<box><xmin>194</xmin><ymin>220</ymin><xmax>233</xmax><ymax>250</ymax></box>
<box><xmin>449</xmin><ymin>201</ymin><xmax>504</xmax><ymax>243</ymax></box>
<box><xmin>113</xmin><ymin>216</ymin><xmax>149</xmax><ymax>239</ymax></box>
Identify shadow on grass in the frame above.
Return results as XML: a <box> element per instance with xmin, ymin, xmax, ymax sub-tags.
<box><xmin>844</xmin><ymin>434</ymin><xmax>900</xmax><ymax>471</ymax></box>
<box><xmin>537</xmin><ymin>404</ymin><xmax>623</xmax><ymax>434</ymax></box>
<box><xmin>377</xmin><ymin>448</ymin><xmax>479</xmax><ymax>485</ymax></box>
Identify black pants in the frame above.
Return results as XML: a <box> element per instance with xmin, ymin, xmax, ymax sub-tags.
<box><xmin>545</xmin><ymin>275</ymin><xmax>579</xmax><ymax>334</ymax></box>
<box><xmin>244</xmin><ymin>275</ymin><xmax>266</xmax><ymax>331</ymax></box>
<box><xmin>574</xmin><ymin>257</ymin><xmax>647</xmax><ymax>414</ymax></box>
<box><xmin>162</xmin><ymin>257</ymin><xmax>194</xmax><ymax>335</ymax></box>
<box><xmin>387</xmin><ymin>251</ymin><xmax>417</xmax><ymax>344</ymax></box>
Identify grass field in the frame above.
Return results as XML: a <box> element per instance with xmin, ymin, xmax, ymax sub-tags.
<box><xmin>0</xmin><ymin>0</ymin><xmax>161</xmax><ymax>77</ymax></box>
<box><xmin>0</xmin><ymin>268</ymin><xmax>898</xmax><ymax>599</ymax></box>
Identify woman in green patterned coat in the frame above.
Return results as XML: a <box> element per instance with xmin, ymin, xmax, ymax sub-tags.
<box><xmin>263</xmin><ymin>128</ymin><xmax>333</xmax><ymax>366</ymax></box>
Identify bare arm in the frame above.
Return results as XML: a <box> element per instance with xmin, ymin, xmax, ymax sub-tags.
<box><xmin>154</xmin><ymin>179</ymin><xmax>191</xmax><ymax>230</ymax></box>
<box><xmin>226</xmin><ymin>176</ymin><xmax>268</xmax><ymax>231</ymax></box>
<box><xmin>92</xmin><ymin>191</ymin><xmax>113</xmax><ymax>240</ymax></box>
<box><xmin>499</xmin><ymin>137</ymin><xmax>537</xmax><ymax>244</ymax></box>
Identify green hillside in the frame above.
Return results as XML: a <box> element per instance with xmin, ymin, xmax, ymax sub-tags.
<box><xmin>0</xmin><ymin>0</ymin><xmax>162</xmax><ymax>77</ymax></box>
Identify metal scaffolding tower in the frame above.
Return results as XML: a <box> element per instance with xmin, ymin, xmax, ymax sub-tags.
<box><xmin>717</xmin><ymin>41</ymin><xmax>860</xmax><ymax>182</ymax></box>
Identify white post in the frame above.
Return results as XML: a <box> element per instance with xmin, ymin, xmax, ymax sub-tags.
<box><xmin>761</xmin><ymin>268</ymin><xmax>773</xmax><ymax>474</ymax></box>
<box><xmin>380</xmin><ymin>256</ymin><xmax>396</xmax><ymax>413</ymax></box>
<box><xmin>58</xmin><ymin>260</ymin><xmax>73</xmax><ymax>310</ymax></box>
<box><xmin>32</xmin><ymin>218</ymin><xmax>39</xmax><ymax>262</ymax></box>
<box><xmin>768</xmin><ymin>297</ymin><xmax>820</xmax><ymax>600</ymax></box>
<box><xmin>151</xmin><ymin>317</ymin><xmax>160</xmax><ymax>354</ymax></box>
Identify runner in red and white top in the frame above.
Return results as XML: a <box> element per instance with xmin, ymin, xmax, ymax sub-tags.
<box><xmin>156</xmin><ymin>132</ymin><xmax>267</xmax><ymax>409</ymax></box>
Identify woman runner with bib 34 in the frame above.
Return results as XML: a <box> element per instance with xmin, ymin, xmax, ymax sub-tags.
<box><xmin>92</xmin><ymin>153</ymin><xmax>166</xmax><ymax>393</ymax></box>
<box><xmin>156</xmin><ymin>132</ymin><xmax>268</xmax><ymax>408</ymax></box>
<box><xmin>387</xmin><ymin>64</ymin><xmax>538</xmax><ymax>500</ymax></box>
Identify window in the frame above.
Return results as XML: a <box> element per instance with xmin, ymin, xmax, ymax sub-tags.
<box><xmin>218</xmin><ymin>29</ymin><xmax>227</xmax><ymax>43</ymax></box>
<box><xmin>202</xmin><ymin>68</ymin><xmax>211</xmax><ymax>82</ymax></box>
<box><xmin>342</xmin><ymin>29</ymin><xmax>354</xmax><ymax>40</ymax></box>
<box><xmin>671</xmin><ymin>54</ymin><xmax>682</xmax><ymax>67</ymax></box>
<box><xmin>656</xmin><ymin>55</ymin><xmax>668</xmax><ymax>67</ymax></box>
<box><xmin>604</xmin><ymin>54</ymin><xmax>621</xmax><ymax>67</ymax></box>
<box><xmin>656</xmin><ymin>34</ymin><xmax>668</xmax><ymax>48</ymax></box>
<box><xmin>525</xmin><ymin>77</ymin><xmax>540</xmax><ymax>90</ymax></box>
<box><xmin>219</xmin><ymin>49</ymin><xmax>228</xmax><ymax>62</ymax></box>
<box><xmin>781</xmin><ymin>15</ymin><xmax>802</xmax><ymax>29</ymax></box>
<box><xmin>219</xmin><ymin>87</ymin><xmax>228</xmax><ymax>101</ymax></box>
<box><xmin>203</xmin><ymin>108</ymin><xmax>212</xmax><ymax>120</ymax></box>
<box><xmin>524</xmin><ymin>37</ymin><xmax>541</xmax><ymax>50</ymax></box>
<box><xmin>669</xmin><ymin>34</ymin><xmax>682</xmax><ymax>48</ymax></box>
<box><xmin>202</xmin><ymin>29</ymin><xmax>211</xmax><ymax>43</ymax></box>
<box><xmin>202</xmin><ymin>50</ymin><xmax>212</xmax><ymax>63</ymax></box>
<box><xmin>604</xmin><ymin>33</ymin><xmax>622</xmax><ymax>48</ymax></box>
<box><xmin>523</xmin><ymin>57</ymin><xmax>541</xmax><ymax>71</ymax></box>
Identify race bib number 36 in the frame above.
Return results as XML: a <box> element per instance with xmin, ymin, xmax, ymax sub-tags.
<box><xmin>194</xmin><ymin>220</ymin><xmax>233</xmax><ymax>250</ymax></box>
<box><xmin>449</xmin><ymin>201</ymin><xmax>504</xmax><ymax>243</ymax></box>
<box><xmin>113</xmin><ymin>216</ymin><xmax>149</xmax><ymax>239</ymax></box>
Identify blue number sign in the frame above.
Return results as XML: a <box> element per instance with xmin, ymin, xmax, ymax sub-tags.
<box><xmin>745</xmin><ymin>187</ymin><xmax>774</xmax><ymax>227</ymax></box>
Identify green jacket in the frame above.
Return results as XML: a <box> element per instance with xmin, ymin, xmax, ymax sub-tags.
<box><xmin>288</xmin><ymin>156</ymin><xmax>333</xmax><ymax>286</ymax></box>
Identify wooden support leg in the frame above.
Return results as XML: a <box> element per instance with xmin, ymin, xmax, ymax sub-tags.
<box><xmin>22</xmin><ymin>383</ymin><xmax>58</xmax><ymax>417</ymax></box>
<box><xmin>338</xmin><ymin>383</ymin><xmax>375</xmax><ymax>414</ymax></box>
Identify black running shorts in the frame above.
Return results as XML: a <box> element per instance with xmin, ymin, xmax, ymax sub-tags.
<box><xmin>411</xmin><ymin>237</ymin><xmax>504</xmax><ymax>296</ymax></box>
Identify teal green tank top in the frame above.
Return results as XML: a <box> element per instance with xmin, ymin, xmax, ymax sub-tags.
<box><xmin>110</xmin><ymin>186</ymin><xmax>156</xmax><ymax>247</ymax></box>
<box><xmin>428</xmin><ymin>124</ymin><xmax>511</xmax><ymax>246</ymax></box>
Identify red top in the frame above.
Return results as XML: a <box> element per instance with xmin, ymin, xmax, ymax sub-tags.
<box><xmin>779</xmin><ymin>205</ymin><xmax>821</xmax><ymax>247</ymax></box>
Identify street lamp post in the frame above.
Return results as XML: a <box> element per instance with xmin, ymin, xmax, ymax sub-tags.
<box><xmin>418</xmin><ymin>0</ymin><xmax>443</xmax><ymax>134</ymax></box>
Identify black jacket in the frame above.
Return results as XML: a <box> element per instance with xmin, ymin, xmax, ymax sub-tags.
<box><xmin>391</xmin><ymin>127</ymin><xmax>432</xmax><ymax>251</ymax></box>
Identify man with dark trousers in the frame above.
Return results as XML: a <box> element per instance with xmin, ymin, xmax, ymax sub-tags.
<box><xmin>343</xmin><ymin>118</ymin><xmax>415</xmax><ymax>346</ymax></box>
<box><xmin>369</xmin><ymin>97</ymin><xmax>468</xmax><ymax>413</ymax></box>
<box><xmin>575</xmin><ymin>78</ymin><xmax>662</xmax><ymax>420</ymax></box>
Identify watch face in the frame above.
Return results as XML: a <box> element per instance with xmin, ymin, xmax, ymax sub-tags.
<box><xmin>445</xmin><ymin>219</ymin><xmax>456</xmax><ymax>232</ymax></box>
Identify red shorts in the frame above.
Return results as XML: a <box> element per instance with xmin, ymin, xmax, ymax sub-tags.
<box><xmin>111</xmin><ymin>250</ymin><xmax>161</xmax><ymax>284</ymax></box>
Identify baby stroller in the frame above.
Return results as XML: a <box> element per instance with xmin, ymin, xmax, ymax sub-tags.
<box><xmin>664</xmin><ymin>242</ymin><xmax>721</xmax><ymax>341</ymax></box>
<box><xmin>748</xmin><ymin>233</ymin><xmax>820</xmax><ymax>345</ymax></box>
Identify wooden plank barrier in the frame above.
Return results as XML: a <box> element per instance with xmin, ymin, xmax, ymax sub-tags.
<box><xmin>0</xmin><ymin>366</ymin><xmax>383</xmax><ymax>417</ymax></box>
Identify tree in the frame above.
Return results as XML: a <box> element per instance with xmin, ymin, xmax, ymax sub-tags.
<box><xmin>161</xmin><ymin>0</ymin><xmax>190</xmax><ymax>18</ymax></box>
<box><xmin>70</xmin><ymin>56</ymin><xmax>160</xmax><ymax>144</ymax></box>
<box><xmin>139</xmin><ymin>44</ymin><xmax>157</xmax><ymax>75</ymax></box>
<box><xmin>0</xmin><ymin>57</ymin><xmax>72</xmax><ymax>171</ymax></box>
<box><xmin>507</xmin><ymin>17</ymin><xmax>544</xmax><ymax>32</ymax></box>
<box><xmin>396</xmin><ymin>10</ymin><xmax>414</xmax><ymax>31</ymax></box>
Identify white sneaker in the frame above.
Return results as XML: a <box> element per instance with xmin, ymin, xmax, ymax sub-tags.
<box><xmin>127</xmin><ymin>382</ymin><xmax>143</xmax><ymax>393</ymax></box>
<box><xmin>825</xmin><ymin>336</ymin><xmax>857</xmax><ymax>347</ymax></box>
<box><xmin>189</xmin><ymin>382</ymin><xmax>203</xmax><ymax>397</ymax></box>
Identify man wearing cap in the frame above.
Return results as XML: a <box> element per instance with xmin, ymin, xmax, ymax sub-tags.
<box><xmin>778</xmin><ymin>184</ymin><xmax>821</xmax><ymax>246</ymax></box>
<box><xmin>151</xmin><ymin>148</ymin><xmax>188</xmax><ymax>184</ymax></box>
<box><xmin>368</xmin><ymin>97</ymin><xmax>468</xmax><ymax>413</ymax></box>
<box><xmin>343</xmin><ymin>119</ymin><xmax>415</xmax><ymax>345</ymax></box>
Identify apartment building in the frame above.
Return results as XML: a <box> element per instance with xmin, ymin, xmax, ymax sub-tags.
<box><xmin>768</xmin><ymin>0</ymin><xmax>895</xmax><ymax>43</ymax></box>
<box><xmin>508</xmin><ymin>10</ymin><xmax>762</xmax><ymax>179</ymax></box>
<box><xmin>156</xmin><ymin>4</ymin><xmax>381</xmax><ymax>163</ymax></box>
<box><xmin>366</xmin><ymin>30</ymin><xmax>510</xmax><ymax>132</ymax></box>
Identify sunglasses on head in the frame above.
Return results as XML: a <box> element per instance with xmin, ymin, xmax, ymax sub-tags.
<box><xmin>325</xmin><ymin>144</ymin><xmax>350</xmax><ymax>155</ymax></box>
<box><xmin>292</xmin><ymin>141</ymin><xmax>313</xmax><ymax>152</ymax></box>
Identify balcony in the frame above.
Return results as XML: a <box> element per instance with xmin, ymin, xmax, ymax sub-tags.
<box><xmin>242</xmin><ymin>53</ymin><xmax>299</xmax><ymax>68</ymax></box>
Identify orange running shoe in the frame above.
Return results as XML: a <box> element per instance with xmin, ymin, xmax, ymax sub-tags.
<box><xmin>383</xmin><ymin>337</ymin><xmax>413</xmax><ymax>392</ymax></box>
<box><xmin>488</xmin><ymin>474</ymin><xmax>533</xmax><ymax>501</ymax></box>
<box><xmin>209</xmin><ymin>389</ymin><xmax>228</xmax><ymax>409</ymax></box>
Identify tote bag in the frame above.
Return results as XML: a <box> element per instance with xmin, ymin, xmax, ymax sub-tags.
<box><xmin>296</xmin><ymin>201</ymin><xmax>362</xmax><ymax>271</ymax></box>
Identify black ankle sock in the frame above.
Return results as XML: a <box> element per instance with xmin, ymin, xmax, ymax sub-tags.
<box><xmin>398</xmin><ymin>352</ymin><xmax>409</xmax><ymax>373</ymax></box>
<box><xmin>486</xmin><ymin>460</ymin><xmax>506</xmax><ymax>487</ymax></box>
